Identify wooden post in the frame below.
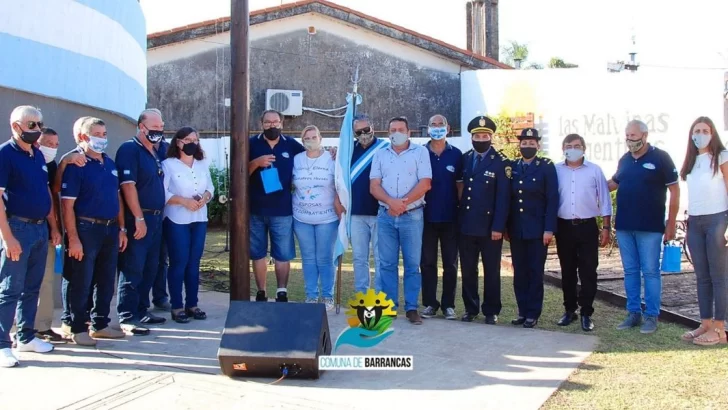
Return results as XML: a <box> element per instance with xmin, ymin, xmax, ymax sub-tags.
<box><xmin>229</xmin><ymin>0</ymin><xmax>250</xmax><ymax>301</ymax></box>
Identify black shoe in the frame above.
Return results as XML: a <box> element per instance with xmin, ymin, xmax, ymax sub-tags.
<box><xmin>581</xmin><ymin>315</ymin><xmax>595</xmax><ymax>332</ymax></box>
<box><xmin>461</xmin><ymin>312</ymin><xmax>478</xmax><ymax>322</ymax></box>
<box><xmin>484</xmin><ymin>315</ymin><xmax>498</xmax><ymax>325</ymax></box>
<box><xmin>523</xmin><ymin>318</ymin><xmax>538</xmax><ymax>329</ymax></box>
<box><xmin>255</xmin><ymin>290</ymin><xmax>267</xmax><ymax>302</ymax></box>
<box><xmin>140</xmin><ymin>313</ymin><xmax>166</xmax><ymax>325</ymax></box>
<box><xmin>511</xmin><ymin>316</ymin><xmax>526</xmax><ymax>325</ymax></box>
<box><xmin>276</xmin><ymin>291</ymin><xmax>288</xmax><ymax>302</ymax></box>
<box><xmin>557</xmin><ymin>311</ymin><xmax>578</xmax><ymax>326</ymax></box>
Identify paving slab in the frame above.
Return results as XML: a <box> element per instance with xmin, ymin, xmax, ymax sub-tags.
<box><xmin>0</xmin><ymin>291</ymin><xmax>597</xmax><ymax>410</ymax></box>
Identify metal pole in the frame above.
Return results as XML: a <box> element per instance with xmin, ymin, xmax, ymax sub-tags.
<box><xmin>229</xmin><ymin>0</ymin><xmax>250</xmax><ymax>301</ymax></box>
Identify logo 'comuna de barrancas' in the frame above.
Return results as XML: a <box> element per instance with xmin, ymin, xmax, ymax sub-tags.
<box><xmin>333</xmin><ymin>289</ymin><xmax>396</xmax><ymax>352</ymax></box>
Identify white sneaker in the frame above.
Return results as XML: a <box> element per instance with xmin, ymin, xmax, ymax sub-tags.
<box><xmin>0</xmin><ymin>348</ymin><xmax>19</xmax><ymax>367</ymax></box>
<box><xmin>15</xmin><ymin>337</ymin><xmax>54</xmax><ymax>353</ymax></box>
<box><xmin>305</xmin><ymin>298</ymin><xmax>318</xmax><ymax>303</ymax></box>
<box><xmin>323</xmin><ymin>298</ymin><xmax>335</xmax><ymax>312</ymax></box>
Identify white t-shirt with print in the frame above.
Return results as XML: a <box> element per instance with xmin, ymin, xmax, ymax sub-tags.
<box><xmin>687</xmin><ymin>150</ymin><xmax>728</xmax><ymax>216</ymax></box>
<box><xmin>292</xmin><ymin>150</ymin><xmax>338</xmax><ymax>225</ymax></box>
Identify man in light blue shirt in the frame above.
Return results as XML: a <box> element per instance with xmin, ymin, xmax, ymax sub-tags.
<box><xmin>370</xmin><ymin>116</ymin><xmax>432</xmax><ymax>324</ymax></box>
<box><xmin>554</xmin><ymin>133</ymin><xmax>612</xmax><ymax>332</ymax></box>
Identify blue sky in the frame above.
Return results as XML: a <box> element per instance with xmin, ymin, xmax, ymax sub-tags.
<box><xmin>141</xmin><ymin>0</ymin><xmax>728</xmax><ymax>70</ymax></box>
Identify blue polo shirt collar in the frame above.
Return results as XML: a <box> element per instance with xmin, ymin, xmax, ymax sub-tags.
<box><xmin>8</xmin><ymin>137</ymin><xmax>32</xmax><ymax>156</ymax></box>
<box><xmin>426</xmin><ymin>141</ymin><xmax>453</xmax><ymax>153</ymax></box>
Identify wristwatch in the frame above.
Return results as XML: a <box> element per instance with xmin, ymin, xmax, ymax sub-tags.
<box><xmin>135</xmin><ymin>216</ymin><xmax>145</xmax><ymax>222</ymax></box>
<box><xmin>120</xmin><ymin>228</ymin><xmax>128</xmax><ymax>233</ymax></box>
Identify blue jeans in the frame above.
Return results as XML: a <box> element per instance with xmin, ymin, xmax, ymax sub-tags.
<box><xmin>249</xmin><ymin>215</ymin><xmax>295</xmax><ymax>261</ymax></box>
<box><xmin>293</xmin><ymin>219</ymin><xmax>338</xmax><ymax>299</ymax></box>
<box><xmin>377</xmin><ymin>206</ymin><xmax>424</xmax><ymax>312</ymax></box>
<box><xmin>164</xmin><ymin>219</ymin><xmax>207</xmax><ymax>310</ymax></box>
<box><xmin>152</xmin><ymin>236</ymin><xmax>169</xmax><ymax>306</ymax></box>
<box><xmin>117</xmin><ymin>213</ymin><xmax>163</xmax><ymax>323</ymax></box>
<box><xmin>350</xmin><ymin>215</ymin><xmax>380</xmax><ymax>293</ymax></box>
<box><xmin>0</xmin><ymin>218</ymin><xmax>48</xmax><ymax>349</ymax></box>
<box><xmin>616</xmin><ymin>230</ymin><xmax>663</xmax><ymax>317</ymax></box>
<box><xmin>63</xmin><ymin>221</ymin><xmax>119</xmax><ymax>333</ymax></box>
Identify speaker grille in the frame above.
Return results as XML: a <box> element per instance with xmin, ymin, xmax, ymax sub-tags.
<box><xmin>269</xmin><ymin>92</ymin><xmax>290</xmax><ymax>113</ymax></box>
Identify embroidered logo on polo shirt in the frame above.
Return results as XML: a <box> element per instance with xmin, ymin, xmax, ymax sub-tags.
<box><xmin>446</xmin><ymin>165</ymin><xmax>455</xmax><ymax>172</ymax></box>
<box><xmin>42</xmin><ymin>165</ymin><xmax>48</xmax><ymax>173</ymax></box>
<box><xmin>643</xmin><ymin>163</ymin><xmax>656</xmax><ymax>170</ymax></box>
<box><xmin>124</xmin><ymin>170</ymin><xmax>131</xmax><ymax>175</ymax></box>
<box><xmin>62</xmin><ymin>183</ymin><xmax>67</xmax><ymax>189</ymax></box>
<box><xmin>282</xmin><ymin>152</ymin><xmax>290</xmax><ymax>158</ymax></box>
<box><xmin>111</xmin><ymin>170</ymin><xmax>118</xmax><ymax>177</ymax></box>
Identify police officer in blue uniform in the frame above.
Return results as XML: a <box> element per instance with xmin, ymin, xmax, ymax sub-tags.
<box><xmin>507</xmin><ymin>128</ymin><xmax>559</xmax><ymax>328</ymax></box>
<box><xmin>459</xmin><ymin>115</ymin><xmax>511</xmax><ymax>325</ymax></box>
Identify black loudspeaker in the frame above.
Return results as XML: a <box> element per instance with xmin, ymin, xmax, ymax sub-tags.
<box><xmin>218</xmin><ymin>301</ymin><xmax>332</xmax><ymax>379</ymax></box>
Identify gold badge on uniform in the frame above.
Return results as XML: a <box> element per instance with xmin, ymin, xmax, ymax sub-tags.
<box><xmin>479</xmin><ymin>117</ymin><xmax>486</xmax><ymax>127</ymax></box>
<box><xmin>526</xmin><ymin>129</ymin><xmax>533</xmax><ymax>137</ymax></box>
<box><xmin>505</xmin><ymin>166</ymin><xmax>512</xmax><ymax>179</ymax></box>
<box><xmin>536</xmin><ymin>160</ymin><xmax>540</xmax><ymax>166</ymax></box>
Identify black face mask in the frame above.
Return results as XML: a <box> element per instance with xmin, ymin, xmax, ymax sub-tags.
<box><xmin>146</xmin><ymin>129</ymin><xmax>164</xmax><ymax>143</ymax></box>
<box><xmin>520</xmin><ymin>147</ymin><xmax>538</xmax><ymax>159</ymax></box>
<box><xmin>263</xmin><ymin>127</ymin><xmax>281</xmax><ymax>141</ymax></box>
<box><xmin>182</xmin><ymin>142</ymin><xmax>198</xmax><ymax>156</ymax></box>
<box><xmin>472</xmin><ymin>140</ymin><xmax>491</xmax><ymax>154</ymax></box>
<box><xmin>19</xmin><ymin>130</ymin><xmax>42</xmax><ymax>145</ymax></box>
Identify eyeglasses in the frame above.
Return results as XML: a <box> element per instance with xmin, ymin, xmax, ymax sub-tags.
<box><xmin>17</xmin><ymin>121</ymin><xmax>43</xmax><ymax>130</ymax></box>
<box><xmin>263</xmin><ymin>121</ymin><xmax>281</xmax><ymax>127</ymax></box>
<box><xmin>355</xmin><ymin>127</ymin><xmax>372</xmax><ymax>136</ymax></box>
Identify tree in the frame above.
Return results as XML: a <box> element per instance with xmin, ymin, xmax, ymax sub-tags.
<box><xmin>548</xmin><ymin>57</ymin><xmax>579</xmax><ymax>69</ymax></box>
<box><xmin>502</xmin><ymin>41</ymin><xmax>529</xmax><ymax>68</ymax></box>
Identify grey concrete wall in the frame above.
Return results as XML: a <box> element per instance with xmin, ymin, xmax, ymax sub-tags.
<box><xmin>148</xmin><ymin>29</ymin><xmax>463</xmax><ymax>137</ymax></box>
<box><xmin>0</xmin><ymin>88</ymin><xmax>137</xmax><ymax>157</ymax></box>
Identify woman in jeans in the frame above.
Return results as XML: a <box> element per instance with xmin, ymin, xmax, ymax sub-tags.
<box><xmin>162</xmin><ymin>127</ymin><xmax>214</xmax><ymax>323</ymax></box>
<box><xmin>292</xmin><ymin>125</ymin><xmax>342</xmax><ymax>310</ymax></box>
<box><xmin>679</xmin><ymin>116</ymin><xmax>728</xmax><ymax>345</ymax></box>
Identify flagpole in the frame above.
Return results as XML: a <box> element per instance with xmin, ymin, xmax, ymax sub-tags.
<box><xmin>335</xmin><ymin>65</ymin><xmax>360</xmax><ymax>315</ymax></box>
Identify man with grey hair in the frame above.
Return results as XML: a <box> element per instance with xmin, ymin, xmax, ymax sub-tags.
<box><xmin>348</xmin><ymin>114</ymin><xmax>389</xmax><ymax>294</ymax></box>
<box><xmin>0</xmin><ymin>106</ymin><xmax>62</xmax><ymax>367</ymax></box>
<box><xmin>608</xmin><ymin>119</ymin><xmax>680</xmax><ymax>334</ymax></box>
<box><xmin>114</xmin><ymin>108</ymin><xmax>169</xmax><ymax>335</ymax></box>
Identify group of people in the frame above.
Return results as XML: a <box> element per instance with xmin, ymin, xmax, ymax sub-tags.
<box><xmin>250</xmin><ymin>110</ymin><xmax>727</xmax><ymax>346</ymax></box>
<box><xmin>1</xmin><ymin>106</ymin><xmax>214</xmax><ymax>368</ymax></box>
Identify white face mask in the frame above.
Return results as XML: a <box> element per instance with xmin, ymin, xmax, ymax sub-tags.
<box><xmin>389</xmin><ymin>132</ymin><xmax>409</xmax><ymax>146</ymax></box>
<box><xmin>39</xmin><ymin>145</ymin><xmax>58</xmax><ymax>163</ymax></box>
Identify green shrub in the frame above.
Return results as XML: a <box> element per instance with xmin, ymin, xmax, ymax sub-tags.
<box><xmin>208</xmin><ymin>165</ymin><xmax>229</xmax><ymax>226</ymax></box>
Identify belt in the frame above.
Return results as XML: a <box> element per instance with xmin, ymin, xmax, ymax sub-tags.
<box><xmin>7</xmin><ymin>215</ymin><xmax>44</xmax><ymax>225</ymax></box>
<box><xmin>78</xmin><ymin>217</ymin><xmax>117</xmax><ymax>226</ymax></box>
<box><xmin>141</xmin><ymin>208</ymin><xmax>163</xmax><ymax>216</ymax></box>
<box><xmin>380</xmin><ymin>205</ymin><xmax>423</xmax><ymax>214</ymax></box>
<box><xmin>558</xmin><ymin>217</ymin><xmax>595</xmax><ymax>226</ymax></box>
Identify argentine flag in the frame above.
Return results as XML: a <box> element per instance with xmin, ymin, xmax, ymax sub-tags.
<box><xmin>333</xmin><ymin>93</ymin><xmax>357</xmax><ymax>263</ymax></box>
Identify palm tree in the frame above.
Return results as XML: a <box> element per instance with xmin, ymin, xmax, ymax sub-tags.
<box><xmin>502</xmin><ymin>41</ymin><xmax>529</xmax><ymax>68</ymax></box>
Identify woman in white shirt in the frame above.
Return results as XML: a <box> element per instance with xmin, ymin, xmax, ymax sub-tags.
<box><xmin>292</xmin><ymin>125</ymin><xmax>342</xmax><ymax>310</ymax></box>
<box><xmin>162</xmin><ymin>127</ymin><xmax>214</xmax><ymax>323</ymax></box>
<box><xmin>679</xmin><ymin>116</ymin><xmax>728</xmax><ymax>346</ymax></box>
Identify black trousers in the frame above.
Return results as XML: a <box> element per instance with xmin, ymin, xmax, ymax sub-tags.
<box><xmin>511</xmin><ymin>238</ymin><xmax>547</xmax><ymax>320</ymax></box>
<box><xmin>420</xmin><ymin>222</ymin><xmax>458</xmax><ymax>310</ymax></box>
<box><xmin>555</xmin><ymin>218</ymin><xmax>599</xmax><ymax>316</ymax></box>
<box><xmin>460</xmin><ymin>234</ymin><xmax>503</xmax><ymax>316</ymax></box>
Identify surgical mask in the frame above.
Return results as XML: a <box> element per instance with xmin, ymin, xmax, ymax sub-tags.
<box><xmin>472</xmin><ymin>140</ymin><xmax>491</xmax><ymax>154</ymax></box>
<box><xmin>263</xmin><ymin>127</ymin><xmax>281</xmax><ymax>141</ymax></box>
<box><xmin>182</xmin><ymin>142</ymin><xmax>198</xmax><ymax>156</ymax></box>
<box><xmin>626</xmin><ymin>138</ymin><xmax>644</xmax><ymax>153</ymax></box>
<box><xmin>564</xmin><ymin>148</ymin><xmax>584</xmax><ymax>162</ymax></box>
<box><xmin>428</xmin><ymin>126</ymin><xmax>447</xmax><ymax>140</ymax></box>
<box><xmin>692</xmin><ymin>133</ymin><xmax>711</xmax><ymax>150</ymax></box>
<box><xmin>389</xmin><ymin>132</ymin><xmax>408</xmax><ymax>146</ymax></box>
<box><xmin>88</xmin><ymin>136</ymin><xmax>108</xmax><ymax>153</ymax></box>
<box><xmin>145</xmin><ymin>129</ymin><xmax>164</xmax><ymax>143</ymax></box>
<box><xmin>39</xmin><ymin>146</ymin><xmax>58</xmax><ymax>163</ymax></box>
<box><xmin>303</xmin><ymin>139</ymin><xmax>321</xmax><ymax>151</ymax></box>
<box><xmin>19</xmin><ymin>130</ymin><xmax>42</xmax><ymax>145</ymax></box>
<box><xmin>520</xmin><ymin>147</ymin><xmax>538</xmax><ymax>159</ymax></box>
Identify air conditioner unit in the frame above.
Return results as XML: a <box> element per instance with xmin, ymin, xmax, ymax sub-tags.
<box><xmin>266</xmin><ymin>89</ymin><xmax>303</xmax><ymax>116</ymax></box>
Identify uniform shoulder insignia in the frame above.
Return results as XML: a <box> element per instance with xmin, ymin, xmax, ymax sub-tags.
<box><xmin>543</xmin><ymin>158</ymin><xmax>552</xmax><ymax>164</ymax></box>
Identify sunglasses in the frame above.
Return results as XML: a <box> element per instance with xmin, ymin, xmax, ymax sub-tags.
<box><xmin>355</xmin><ymin>127</ymin><xmax>372</xmax><ymax>136</ymax></box>
<box><xmin>17</xmin><ymin>121</ymin><xmax>43</xmax><ymax>130</ymax></box>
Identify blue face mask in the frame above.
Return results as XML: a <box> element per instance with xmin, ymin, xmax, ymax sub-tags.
<box><xmin>389</xmin><ymin>132</ymin><xmax>409</xmax><ymax>146</ymax></box>
<box><xmin>692</xmin><ymin>133</ymin><xmax>711</xmax><ymax>149</ymax></box>
<box><xmin>88</xmin><ymin>136</ymin><xmax>108</xmax><ymax>153</ymax></box>
<box><xmin>428</xmin><ymin>126</ymin><xmax>447</xmax><ymax>140</ymax></box>
<box><xmin>564</xmin><ymin>148</ymin><xmax>584</xmax><ymax>162</ymax></box>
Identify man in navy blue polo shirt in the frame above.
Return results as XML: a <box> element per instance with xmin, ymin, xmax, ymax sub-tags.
<box><xmin>61</xmin><ymin>117</ymin><xmax>127</xmax><ymax>346</ymax></box>
<box><xmin>420</xmin><ymin>114</ymin><xmax>462</xmax><ymax>321</ymax></box>
<box><xmin>115</xmin><ymin>108</ymin><xmax>169</xmax><ymax>335</ymax></box>
<box><xmin>608</xmin><ymin>119</ymin><xmax>680</xmax><ymax>334</ymax></box>
<box><xmin>350</xmin><ymin>115</ymin><xmax>389</xmax><ymax>294</ymax></box>
<box><xmin>248</xmin><ymin>110</ymin><xmax>305</xmax><ymax>302</ymax></box>
<box><xmin>0</xmin><ymin>106</ymin><xmax>62</xmax><ymax>368</ymax></box>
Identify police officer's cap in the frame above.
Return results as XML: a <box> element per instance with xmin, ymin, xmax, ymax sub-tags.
<box><xmin>468</xmin><ymin>115</ymin><xmax>497</xmax><ymax>135</ymax></box>
<box><xmin>518</xmin><ymin>128</ymin><xmax>540</xmax><ymax>141</ymax></box>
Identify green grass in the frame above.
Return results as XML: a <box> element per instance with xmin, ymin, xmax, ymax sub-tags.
<box><xmin>201</xmin><ymin>229</ymin><xmax>728</xmax><ymax>410</ymax></box>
